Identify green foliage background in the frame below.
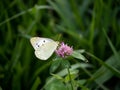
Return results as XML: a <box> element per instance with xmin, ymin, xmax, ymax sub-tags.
<box><xmin>0</xmin><ymin>0</ymin><xmax>120</xmax><ymax>90</ymax></box>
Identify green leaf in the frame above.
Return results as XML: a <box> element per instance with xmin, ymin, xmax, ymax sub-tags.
<box><xmin>0</xmin><ymin>86</ymin><xmax>2</xmax><ymax>90</ymax></box>
<box><xmin>31</xmin><ymin>77</ymin><xmax>41</xmax><ymax>90</ymax></box>
<box><xmin>77</xmin><ymin>80</ymin><xmax>89</xmax><ymax>90</ymax></box>
<box><xmin>86</xmin><ymin>52</ymin><xmax>120</xmax><ymax>89</ymax></box>
<box><xmin>45</xmin><ymin>63</ymin><xmax>92</xmax><ymax>87</ymax></box>
<box><xmin>72</xmin><ymin>50</ymin><xmax>88</xmax><ymax>62</ymax></box>
<box><xmin>61</xmin><ymin>59</ymin><xmax>71</xmax><ymax>68</ymax></box>
<box><xmin>45</xmin><ymin>79</ymin><xmax>67</xmax><ymax>90</ymax></box>
<box><xmin>103</xmin><ymin>29</ymin><xmax>120</xmax><ymax>63</ymax></box>
<box><xmin>12</xmin><ymin>62</ymin><xmax>22</xmax><ymax>90</ymax></box>
<box><xmin>64</xmin><ymin>70</ymin><xmax>79</xmax><ymax>83</ymax></box>
<box><xmin>50</xmin><ymin>59</ymin><xmax>62</xmax><ymax>73</ymax></box>
<box><xmin>51</xmin><ymin>73</ymin><xmax>64</xmax><ymax>80</ymax></box>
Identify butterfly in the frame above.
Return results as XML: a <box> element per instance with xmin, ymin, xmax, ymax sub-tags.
<box><xmin>30</xmin><ymin>37</ymin><xmax>59</xmax><ymax>60</ymax></box>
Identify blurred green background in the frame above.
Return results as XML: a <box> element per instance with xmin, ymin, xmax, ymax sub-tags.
<box><xmin>0</xmin><ymin>0</ymin><xmax>120</xmax><ymax>90</ymax></box>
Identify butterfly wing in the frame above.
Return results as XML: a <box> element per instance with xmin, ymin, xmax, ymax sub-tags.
<box><xmin>34</xmin><ymin>41</ymin><xmax>58</xmax><ymax>60</ymax></box>
<box><xmin>30</xmin><ymin>37</ymin><xmax>53</xmax><ymax>50</ymax></box>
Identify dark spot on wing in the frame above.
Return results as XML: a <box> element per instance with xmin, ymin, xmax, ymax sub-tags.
<box><xmin>36</xmin><ymin>43</ymin><xmax>39</xmax><ymax>47</ymax></box>
<box><xmin>41</xmin><ymin>40</ymin><xmax>46</xmax><ymax>46</ymax></box>
<box><xmin>43</xmin><ymin>40</ymin><xmax>46</xmax><ymax>43</ymax></box>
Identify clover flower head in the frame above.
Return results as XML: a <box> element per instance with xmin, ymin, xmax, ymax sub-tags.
<box><xmin>55</xmin><ymin>42</ymin><xmax>73</xmax><ymax>58</ymax></box>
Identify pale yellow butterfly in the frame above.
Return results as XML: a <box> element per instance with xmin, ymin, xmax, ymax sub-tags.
<box><xmin>30</xmin><ymin>37</ymin><xmax>59</xmax><ymax>60</ymax></box>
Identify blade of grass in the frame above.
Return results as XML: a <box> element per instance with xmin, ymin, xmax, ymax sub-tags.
<box><xmin>48</xmin><ymin>0</ymin><xmax>76</xmax><ymax>31</ymax></box>
<box><xmin>86</xmin><ymin>52</ymin><xmax>120</xmax><ymax>77</ymax></box>
<box><xmin>69</xmin><ymin>0</ymin><xmax>85</xmax><ymax>31</ymax></box>
<box><xmin>103</xmin><ymin>29</ymin><xmax>120</xmax><ymax>63</ymax></box>
<box><xmin>81</xmin><ymin>67</ymin><xmax>109</xmax><ymax>90</ymax></box>
<box><xmin>86</xmin><ymin>51</ymin><xmax>120</xmax><ymax>88</ymax></box>
<box><xmin>0</xmin><ymin>5</ymin><xmax>52</xmax><ymax>26</ymax></box>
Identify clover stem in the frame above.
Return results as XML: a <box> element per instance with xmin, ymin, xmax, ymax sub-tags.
<box><xmin>67</xmin><ymin>67</ymin><xmax>74</xmax><ymax>90</ymax></box>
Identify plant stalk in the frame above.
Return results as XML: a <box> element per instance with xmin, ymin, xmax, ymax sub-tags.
<box><xmin>67</xmin><ymin>67</ymin><xmax>74</xmax><ymax>90</ymax></box>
